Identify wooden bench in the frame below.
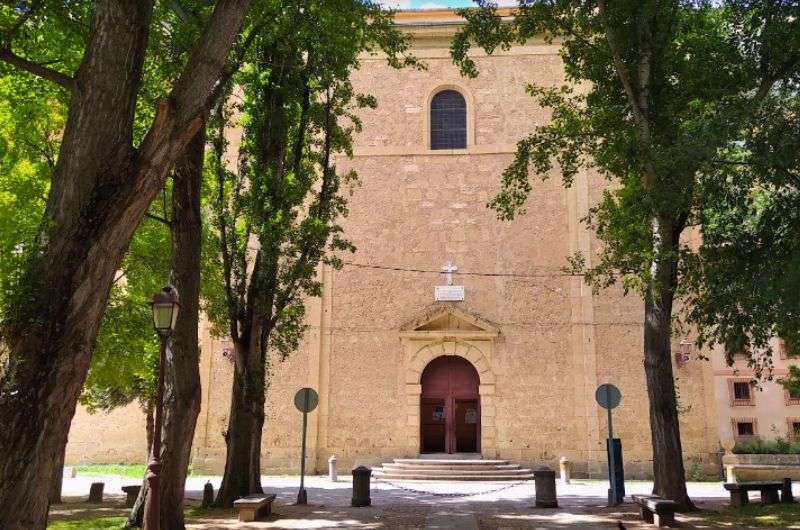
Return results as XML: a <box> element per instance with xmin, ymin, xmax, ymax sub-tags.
<box><xmin>233</xmin><ymin>494</ymin><xmax>276</xmax><ymax>522</ymax></box>
<box><xmin>724</xmin><ymin>481</ymin><xmax>782</xmax><ymax>506</ymax></box>
<box><xmin>632</xmin><ymin>494</ymin><xmax>678</xmax><ymax>528</ymax></box>
<box><xmin>121</xmin><ymin>485</ymin><xmax>141</xmax><ymax>507</ymax></box>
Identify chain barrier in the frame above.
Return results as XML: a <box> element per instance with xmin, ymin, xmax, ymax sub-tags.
<box><xmin>377</xmin><ymin>480</ymin><xmax>529</xmax><ymax>498</ymax></box>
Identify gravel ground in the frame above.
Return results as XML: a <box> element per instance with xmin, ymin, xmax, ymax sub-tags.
<box><xmin>57</xmin><ymin>475</ymin><xmax>733</xmax><ymax>529</ymax></box>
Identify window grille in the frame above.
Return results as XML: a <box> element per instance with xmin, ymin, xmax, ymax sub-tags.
<box><xmin>736</xmin><ymin>422</ymin><xmax>754</xmax><ymax>436</ymax></box>
<box><xmin>430</xmin><ymin>90</ymin><xmax>467</xmax><ymax>150</ymax></box>
<box><xmin>731</xmin><ymin>417</ymin><xmax>758</xmax><ymax>438</ymax></box>
<box><xmin>733</xmin><ymin>382</ymin><xmax>751</xmax><ymax>401</ymax></box>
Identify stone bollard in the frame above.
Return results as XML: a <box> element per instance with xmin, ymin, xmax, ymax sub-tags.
<box><xmin>559</xmin><ymin>456</ymin><xmax>571</xmax><ymax>484</ymax></box>
<box><xmin>202</xmin><ymin>481</ymin><xmax>215</xmax><ymax>508</ymax></box>
<box><xmin>329</xmin><ymin>455</ymin><xmax>338</xmax><ymax>482</ymax></box>
<box><xmin>88</xmin><ymin>482</ymin><xmax>104</xmax><ymax>503</ymax></box>
<box><xmin>725</xmin><ymin>465</ymin><xmax>737</xmax><ymax>484</ymax></box>
<box><xmin>782</xmin><ymin>478</ymin><xmax>794</xmax><ymax>504</ymax></box>
<box><xmin>533</xmin><ymin>466</ymin><xmax>558</xmax><ymax>508</ymax></box>
<box><xmin>351</xmin><ymin>466</ymin><xmax>371</xmax><ymax>507</ymax></box>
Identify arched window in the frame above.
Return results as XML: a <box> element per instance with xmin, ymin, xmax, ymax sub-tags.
<box><xmin>430</xmin><ymin>90</ymin><xmax>467</xmax><ymax>150</ymax></box>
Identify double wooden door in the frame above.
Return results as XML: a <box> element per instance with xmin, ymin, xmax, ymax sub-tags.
<box><xmin>420</xmin><ymin>356</ymin><xmax>480</xmax><ymax>454</ymax></box>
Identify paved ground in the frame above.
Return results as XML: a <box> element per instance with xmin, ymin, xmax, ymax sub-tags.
<box><xmin>57</xmin><ymin>475</ymin><xmax>733</xmax><ymax>529</ymax></box>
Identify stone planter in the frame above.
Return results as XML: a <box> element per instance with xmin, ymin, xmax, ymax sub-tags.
<box><xmin>722</xmin><ymin>452</ymin><xmax>800</xmax><ymax>482</ymax></box>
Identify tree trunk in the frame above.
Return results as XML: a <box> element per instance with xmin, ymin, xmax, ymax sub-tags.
<box><xmin>127</xmin><ymin>127</ymin><xmax>205</xmax><ymax>528</ymax></box>
<box><xmin>0</xmin><ymin>5</ymin><xmax>154</xmax><ymax>528</ymax></box>
<box><xmin>643</xmin><ymin>217</ymin><xmax>694</xmax><ymax>511</ymax></box>
<box><xmin>126</xmin><ymin>402</ymin><xmax>153</xmax><ymax>528</ymax></box>
<box><xmin>215</xmin><ymin>341</ymin><xmax>266</xmax><ymax>507</ymax></box>
<box><xmin>0</xmin><ymin>3</ymin><xmax>248</xmax><ymax>528</ymax></box>
<box><xmin>158</xmin><ymin>125</ymin><xmax>205</xmax><ymax>530</ymax></box>
<box><xmin>49</xmin><ymin>444</ymin><xmax>66</xmax><ymax>505</ymax></box>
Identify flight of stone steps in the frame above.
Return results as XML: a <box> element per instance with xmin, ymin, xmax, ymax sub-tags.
<box><xmin>372</xmin><ymin>458</ymin><xmax>535</xmax><ymax>481</ymax></box>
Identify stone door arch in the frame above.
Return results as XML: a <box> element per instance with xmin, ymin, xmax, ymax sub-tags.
<box><xmin>420</xmin><ymin>355</ymin><xmax>481</xmax><ymax>453</ymax></box>
<box><xmin>403</xmin><ymin>339</ymin><xmax>497</xmax><ymax>457</ymax></box>
<box><xmin>398</xmin><ymin>305</ymin><xmax>499</xmax><ymax>458</ymax></box>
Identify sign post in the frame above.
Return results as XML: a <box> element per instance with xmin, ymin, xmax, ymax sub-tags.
<box><xmin>294</xmin><ymin>387</ymin><xmax>319</xmax><ymax>505</ymax></box>
<box><xmin>595</xmin><ymin>383</ymin><xmax>622</xmax><ymax>506</ymax></box>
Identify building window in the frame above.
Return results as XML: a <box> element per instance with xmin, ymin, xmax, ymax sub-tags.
<box><xmin>779</xmin><ymin>338</ymin><xmax>799</xmax><ymax>360</ymax></box>
<box><xmin>733</xmin><ymin>382</ymin><xmax>751</xmax><ymax>400</ymax></box>
<box><xmin>788</xmin><ymin>419</ymin><xmax>800</xmax><ymax>439</ymax></box>
<box><xmin>430</xmin><ymin>90</ymin><xmax>467</xmax><ymax>150</ymax></box>
<box><xmin>729</xmin><ymin>378</ymin><xmax>755</xmax><ymax>406</ymax></box>
<box><xmin>731</xmin><ymin>418</ymin><xmax>758</xmax><ymax>439</ymax></box>
<box><xmin>786</xmin><ymin>387</ymin><xmax>800</xmax><ymax>406</ymax></box>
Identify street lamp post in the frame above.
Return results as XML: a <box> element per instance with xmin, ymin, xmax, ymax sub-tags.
<box><xmin>145</xmin><ymin>286</ymin><xmax>180</xmax><ymax>530</ymax></box>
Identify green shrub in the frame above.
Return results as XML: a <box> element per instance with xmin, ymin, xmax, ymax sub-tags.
<box><xmin>733</xmin><ymin>438</ymin><xmax>800</xmax><ymax>454</ymax></box>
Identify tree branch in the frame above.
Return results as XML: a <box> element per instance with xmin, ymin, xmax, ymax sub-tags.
<box><xmin>2</xmin><ymin>0</ymin><xmax>44</xmax><ymax>43</ymax></box>
<box><xmin>0</xmin><ymin>47</ymin><xmax>74</xmax><ymax>90</ymax></box>
<box><xmin>597</xmin><ymin>1</ymin><xmax>644</xmax><ymax>124</ymax></box>
<box><xmin>204</xmin><ymin>22</ymin><xmax>265</xmax><ymax>112</ymax></box>
<box><xmin>145</xmin><ymin>212</ymin><xmax>171</xmax><ymax>226</ymax></box>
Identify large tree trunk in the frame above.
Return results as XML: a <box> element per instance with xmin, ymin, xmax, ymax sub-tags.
<box><xmin>215</xmin><ymin>341</ymin><xmax>266</xmax><ymax>507</ymax></box>
<box><xmin>644</xmin><ymin>217</ymin><xmax>694</xmax><ymax>511</ymax></box>
<box><xmin>0</xmin><ymin>3</ymin><xmax>249</xmax><ymax>528</ymax></box>
<box><xmin>126</xmin><ymin>401</ymin><xmax>154</xmax><ymax>529</ymax></box>
<box><xmin>0</xmin><ymin>5</ymin><xmax>154</xmax><ymax>528</ymax></box>
<box><xmin>127</xmin><ymin>128</ymin><xmax>206</xmax><ymax>529</ymax></box>
<box><xmin>157</xmin><ymin>125</ymin><xmax>205</xmax><ymax>530</ymax></box>
<box><xmin>49</xmin><ymin>444</ymin><xmax>66</xmax><ymax>505</ymax></box>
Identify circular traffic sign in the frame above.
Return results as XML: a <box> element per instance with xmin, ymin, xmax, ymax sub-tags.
<box><xmin>595</xmin><ymin>383</ymin><xmax>621</xmax><ymax>410</ymax></box>
<box><xmin>294</xmin><ymin>387</ymin><xmax>319</xmax><ymax>413</ymax></box>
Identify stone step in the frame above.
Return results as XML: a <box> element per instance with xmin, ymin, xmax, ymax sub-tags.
<box><xmin>372</xmin><ymin>472</ymin><xmax>534</xmax><ymax>482</ymax></box>
<box><xmin>379</xmin><ymin>466</ymin><xmax>530</xmax><ymax>475</ymax></box>
<box><xmin>373</xmin><ymin>457</ymin><xmax>534</xmax><ymax>481</ymax></box>
<box><xmin>383</xmin><ymin>462</ymin><xmax>521</xmax><ymax>469</ymax></box>
<box><xmin>392</xmin><ymin>458</ymin><xmax>510</xmax><ymax>465</ymax></box>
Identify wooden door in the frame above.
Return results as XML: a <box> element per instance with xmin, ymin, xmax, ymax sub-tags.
<box><xmin>455</xmin><ymin>399</ymin><xmax>479</xmax><ymax>453</ymax></box>
<box><xmin>420</xmin><ymin>398</ymin><xmax>446</xmax><ymax>453</ymax></box>
<box><xmin>420</xmin><ymin>355</ymin><xmax>480</xmax><ymax>454</ymax></box>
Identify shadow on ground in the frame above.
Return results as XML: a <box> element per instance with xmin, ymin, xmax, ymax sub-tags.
<box><xmin>48</xmin><ymin>484</ymin><xmax>749</xmax><ymax>529</ymax></box>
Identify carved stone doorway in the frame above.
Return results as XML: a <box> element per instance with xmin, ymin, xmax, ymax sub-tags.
<box><xmin>420</xmin><ymin>356</ymin><xmax>480</xmax><ymax>454</ymax></box>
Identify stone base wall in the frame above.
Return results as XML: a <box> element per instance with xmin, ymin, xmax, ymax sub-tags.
<box><xmin>65</xmin><ymin>403</ymin><xmax>147</xmax><ymax>465</ymax></box>
<box><xmin>724</xmin><ymin>453</ymin><xmax>800</xmax><ymax>482</ymax></box>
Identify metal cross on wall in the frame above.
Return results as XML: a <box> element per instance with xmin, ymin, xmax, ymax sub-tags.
<box><xmin>441</xmin><ymin>262</ymin><xmax>458</xmax><ymax>286</ymax></box>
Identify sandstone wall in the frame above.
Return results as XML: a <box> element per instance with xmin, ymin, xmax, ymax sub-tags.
<box><xmin>66</xmin><ymin>14</ymin><xmax>721</xmax><ymax>479</ymax></box>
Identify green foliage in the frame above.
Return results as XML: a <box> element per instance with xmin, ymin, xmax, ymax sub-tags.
<box><xmin>0</xmin><ymin>1</ymin><xmax>235</xmax><ymax>411</ymax></box>
<box><xmin>780</xmin><ymin>365</ymin><xmax>800</xmax><ymax>401</ymax></box>
<box><xmin>701</xmin><ymin>503</ymin><xmax>800</xmax><ymax>528</ymax></box>
<box><xmin>73</xmin><ymin>464</ymin><xmax>148</xmax><ymax>478</ymax></box>
<box><xmin>685</xmin><ymin>458</ymin><xmax>720</xmax><ymax>482</ymax></box>
<box><xmin>733</xmin><ymin>437</ymin><xmax>800</xmax><ymax>454</ymax></box>
<box><xmin>452</xmin><ymin>1</ymin><xmax>800</xmax><ymax>376</ymax></box>
<box><xmin>207</xmin><ymin>0</ymin><xmax>416</xmax><ymax>362</ymax></box>
<box><xmin>47</xmin><ymin>516</ymin><xmax>127</xmax><ymax>530</ymax></box>
<box><xmin>685</xmin><ymin>91</ymin><xmax>800</xmax><ymax>376</ymax></box>
<box><xmin>81</xmin><ymin>214</ymin><xmax>171</xmax><ymax>412</ymax></box>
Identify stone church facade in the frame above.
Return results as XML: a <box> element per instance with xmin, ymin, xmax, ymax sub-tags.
<box><xmin>66</xmin><ymin>9</ymin><xmax>721</xmax><ymax>478</ymax></box>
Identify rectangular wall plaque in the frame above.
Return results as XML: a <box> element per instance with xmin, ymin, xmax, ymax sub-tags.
<box><xmin>435</xmin><ymin>285</ymin><xmax>465</xmax><ymax>301</ymax></box>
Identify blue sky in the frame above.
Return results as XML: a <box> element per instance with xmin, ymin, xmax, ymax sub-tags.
<box><xmin>379</xmin><ymin>1</ymin><xmax>517</xmax><ymax>9</ymax></box>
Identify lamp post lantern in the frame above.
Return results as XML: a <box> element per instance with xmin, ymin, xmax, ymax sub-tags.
<box><xmin>145</xmin><ymin>285</ymin><xmax>180</xmax><ymax>530</ymax></box>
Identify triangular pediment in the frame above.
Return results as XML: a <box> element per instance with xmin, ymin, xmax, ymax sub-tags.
<box><xmin>399</xmin><ymin>304</ymin><xmax>499</xmax><ymax>337</ymax></box>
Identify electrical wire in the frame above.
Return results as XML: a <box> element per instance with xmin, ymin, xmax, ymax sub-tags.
<box><xmin>340</xmin><ymin>261</ymin><xmax>578</xmax><ymax>279</ymax></box>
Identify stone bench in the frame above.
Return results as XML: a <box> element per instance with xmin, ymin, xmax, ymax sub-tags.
<box><xmin>121</xmin><ymin>485</ymin><xmax>141</xmax><ymax>507</ymax></box>
<box><xmin>724</xmin><ymin>481</ymin><xmax>782</xmax><ymax>506</ymax></box>
<box><xmin>233</xmin><ymin>493</ymin><xmax>276</xmax><ymax>522</ymax></box>
<box><xmin>632</xmin><ymin>494</ymin><xmax>678</xmax><ymax>528</ymax></box>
